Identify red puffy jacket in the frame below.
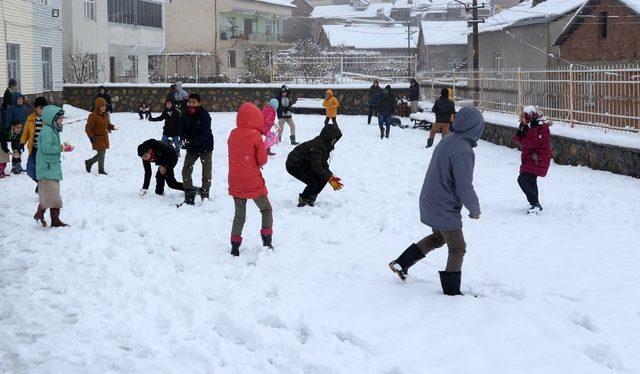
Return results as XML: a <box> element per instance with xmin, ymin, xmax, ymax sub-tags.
<box><xmin>513</xmin><ymin>123</ymin><xmax>552</xmax><ymax>177</ymax></box>
<box><xmin>228</xmin><ymin>103</ymin><xmax>269</xmax><ymax>198</ymax></box>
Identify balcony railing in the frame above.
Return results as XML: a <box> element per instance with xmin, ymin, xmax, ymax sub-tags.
<box><xmin>219</xmin><ymin>31</ymin><xmax>295</xmax><ymax>44</ymax></box>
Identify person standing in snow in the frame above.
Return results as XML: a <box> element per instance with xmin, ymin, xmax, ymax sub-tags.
<box><xmin>179</xmin><ymin>93</ymin><xmax>213</xmax><ymax>205</ymax></box>
<box><xmin>262</xmin><ymin>99</ymin><xmax>279</xmax><ymax>156</ymax></box>
<box><xmin>0</xmin><ymin>120</ymin><xmax>23</xmax><ymax>178</ymax></box>
<box><xmin>513</xmin><ymin>106</ymin><xmax>552</xmax><ymax>215</ymax></box>
<box><xmin>166</xmin><ymin>84</ymin><xmax>177</xmax><ymax>104</ymax></box>
<box><xmin>149</xmin><ymin>99</ymin><xmax>181</xmax><ymax>156</ymax></box>
<box><xmin>367</xmin><ymin>79</ymin><xmax>382</xmax><ymax>125</ymax></box>
<box><xmin>408</xmin><ymin>78</ymin><xmax>421</xmax><ymax>114</ymax></box>
<box><xmin>137</xmin><ymin>139</ymin><xmax>184</xmax><ymax>197</ymax></box>
<box><xmin>34</xmin><ymin>105</ymin><xmax>72</xmax><ymax>227</ymax></box>
<box><xmin>276</xmin><ymin>85</ymin><xmax>299</xmax><ymax>145</ymax></box>
<box><xmin>323</xmin><ymin>89</ymin><xmax>339</xmax><ymax>126</ymax></box>
<box><xmin>388</xmin><ymin>106</ymin><xmax>484</xmax><ymax>296</ymax></box>
<box><xmin>227</xmin><ymin>102</ymin><xmax>274</xmax><ymax>257</ymax></box>
<box><xmin>4</xmin><ymin>92</ymin><xmax>28</xmax><ymax>174</ymax></box>
<box><xmin>285</xmin><ymin>124</ymin><xmax>343</xmax><ymax>207</ymax></box>
<box><xmin>1</xmin><ymin>78</ymin><xmax>17</xmax><ymax>118</ymax></box>
<box><xmin>96</xmin><ymin>86</ymin><xmax>113</xmax><ymax>113</ymax></box>
<box><xmin>20</xmin><ymin>96</ymin><xmax>48</xmax><ymax>188</ymax></box>
<box><xmin>173</xmin><ymin>81</ymin><xmax>189</xmax><ymax>112</ymax></box>
<box><xmin>377</xmin><ymin>85</ymin><xmax>397</xmax><ymax>139</ymax></box>
<box><xmin>427</xmin><ymin>88</ymin><xmax>456</xmax><ymax>148</ymax></box>
<box><xmin>84</xmin><ymin>97</ymin><xmax>117</xmax><ymax>175</ymax></box>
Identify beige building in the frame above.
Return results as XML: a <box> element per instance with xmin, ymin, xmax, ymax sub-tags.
<box><xmin>162</xmin><ymin>0</ymin><xmax>295</xmax><ymax>81</ymax></box>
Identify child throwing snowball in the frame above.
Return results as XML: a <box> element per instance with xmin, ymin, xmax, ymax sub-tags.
<box><xmin>513</xmin><ymin>106</ymin><xmax>552</xmax><ymax>215</ymax></box>
<box><xmin>227</xmin><ymin>102</ymin><xmax>274</xmax><ymax>257</ymax></box>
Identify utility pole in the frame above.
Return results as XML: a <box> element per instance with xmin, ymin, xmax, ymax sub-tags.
<box><xmin>456</xmin><ymin>0</ymin><xmax>485</xmax><ymax>102</ymax></box>
<box><xmin>407</xmin><ymin>21</ymin><xmax>411</xmax><ymax>78</ymax></box>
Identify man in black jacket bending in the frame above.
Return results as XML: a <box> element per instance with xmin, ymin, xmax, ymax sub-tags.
<box><xmin>137</xmin><ymin>139</ymin><xmax>184</xmax><ymax>196</ymax></box>
<box><xmin>285</xmin><ymin>124</ymin><xmax>344</xmax><ymax>207</ymax></box>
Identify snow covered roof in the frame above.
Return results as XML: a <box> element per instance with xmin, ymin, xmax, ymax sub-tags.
<box><xmin>421</xmin><ymin>20</ymin><xmax>470</xmax><ymax>46</ymax></box>
<box><xmin>479</xmin><ymin>0</ymin><xmax>585</xmax><ymax>33</ymax></box>
<box><xmin>321</xmin><ymin>24</ymin><xmax>418</xmax><ymax>50</ymax></box>
<box><xmin>554</xmin><ymin>0</ymin><xmax>640</xmax><ymax>45</ymax></box>
<box><xmin>253</xmin><ymin>0</ymin><xmax>296</xmax><ymax>8</ymax></box>
<box><xmin>310</xmin><ymin>3</ymin><xmax>393</xmax><ymax>19</ymax></box>
<box><xmin>393</xmin><ymin>0</ymin><xmax>457</xmax><ymax>10</ymax></box>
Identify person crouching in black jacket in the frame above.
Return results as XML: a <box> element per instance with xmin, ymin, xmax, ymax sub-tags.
<box><xmin>285</xmin><ymin>124</ymin><xmax>344</xmax><ymax>207</ymax></box>
<box><xmin>138</xmin><ymin>139</ymin><xmax>184</xmax><ymax>196</ymax></box>
<box><xmin>427</xmin><ymin>88</ymin><xmax>456</xmax><ymax>148</ymax></box>
<box><xmin>149</xmin><ymin>99</ymin><xmax>181</xmax><ymax>156</ymax></box>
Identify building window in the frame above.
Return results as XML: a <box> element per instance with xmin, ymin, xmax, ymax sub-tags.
<box><xmin>6</xmin><ymin>44</ymin><xmax>20</xmax><ymax>88</ymax></box>
<box><xmin>42</xmin><ymin>47</ymin><xmax>53</xmax><ymax>91</ymax></box>
<box><xmin>124</xmin><ymin>55</ymin><xmax>138</xmax><ymax>78</ymax></box>
<box><xmin>228</xmin><ymin>50</ymin><xmax>237</xmax><ymax>68</ymax></box>
<box><xmin>599</xmin><ymin>11</ymin><xmax>608</xmax><ymax>38</ymax></box>
<box><xmin>108</xmin><ymin>0</ymin><xmax>162</xmax><ymax>28</ymax></box>
<box><xmin>447</xmin><ymin>57</ymin><xmax>464</xmax><ymax>70</ymax></box>
<box><xmin>40</xmin><ymin>0</ymin><xmax>49</xmax><ymax>5</ymax></box>
<box><xmin>84</xmin><ymin>0</ymin><xmax>96</xmax><ymax>21</ymax></box>
<box><xmin>87</xmin><ymin>53</ymin><xmax>98</xmax><ymax>81</ymax></box>
<box><xmin>494</xmin><ymin>51</ymin><xmax>503</xmax><ymax>71</ymax></box>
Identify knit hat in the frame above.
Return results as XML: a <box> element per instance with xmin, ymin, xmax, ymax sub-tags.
<box><xmin>269</xmin><ymin>98</ymin><xmax>278</xmax><ymax>109</ymax></box>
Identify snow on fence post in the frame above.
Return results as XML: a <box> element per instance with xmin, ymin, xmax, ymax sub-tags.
<box><xmin>270</xmin><ymin>54</ymin><xmax>275</xmax><ymax>83</ymax></box>
<box><xmin>479</xmin><ymin>68</ymin><xmax>484</xmax><ymax>112</ymax></box>
<box><xmin>452</xmin><ymin>69</ymin><xmax>456</xmax><ymax>101</ymax></box>
<box><xmin>195</xmin><ymin>54</ymin><xmax>199</xmax><ymax>84</ymax></box>
<box><xmin>164</xmin><ymin>54</ymin><xmax>168</xmax><ymax>83</ymax></box>
<box><xmin>340</xmin><ymin>56</ymin><xmax>344</xmax><ymax>84</ymax></box>
<box><xmin>569</xmin><ymin>64</ymin><xmax>575</xmax><ymax>128</ymax></box>
<box><xmin>517</xmin><ymin>67</ymin><xmax>523</xmax><ymax>112</ymax></box>
<box><xmin>430</xmin><ymin>69</ymin><xmax>435</xmax><ymax>101</ymax></box>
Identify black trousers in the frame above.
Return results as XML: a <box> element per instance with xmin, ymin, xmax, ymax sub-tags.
<box><xmin>139</xmin><ymin>110</ymin><xmax>150</xmax><ymax>120</ymax></box>
<box><xmin>286</xmin><ymin>165</ymin><xmax>328</xmax><ymax>199</ymax></box>
<box><xmin>156</xmin><ymin>168</ymin><xmax>184</xmax><ymax>195</ymax></box>
<box><xmin>367</xmin><ymin>104</ymin><xmax>376</xmax><ymax>124</ymax></box>
<box><xmin>517</xmin><ymin>172</ymin><xmax>539</xmax><ymax>205</ymax></box>
<box><xmin>324</xmin><ymin>117</ymin><xmax>337</xmax><ymax>126</ymax></box>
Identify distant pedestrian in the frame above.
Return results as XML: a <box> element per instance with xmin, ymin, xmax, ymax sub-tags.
<box><xmin>323</xmin><ymin>89</ymin><xmax>339</xmax><ymax>126</ymax></box>
<box><xmin>173</xmin><ymin>81</ymin><xmax>189</xmax><ymax>111</ymax></box>
<box><xmin>138</xmin><ymin>102</ymin><xmax>151</xmax><ymax>120</ymax></box>
<box><xmin>377</xmin><ymin>85</ymin><xmax>397</xmax><ymax>139</ymax></box>
<box><xmin>149</xmin><ymin>99</ymin><xmax>181</xmax><ymax>156</ymax></box>
<box><xmin>513</xmin><ymin>106</ymin><xmax>552</xmax><ymax>215</ymax></box>
<box><xmin>408</xmin><ymin>78</ymin><xmax>420</xmax><ymax>113</ymax></box>
<box><xmin>388</xmin><ymin>107</ymin><xmax>484</xmax><ymax>296</ymax></box>
<box><xmin>276</xmin><ymin>85</ymin><xmax>299</xmax><ymax>145</ymax></box>
<box><xmin>367</xmin><ymin>79</ymin><xmax>382</xmax><ymax>125</ymax></box>
<box><xmin>1</xmin><ymin>78</ymin><xmax>17</xmax><ymax>117</ymax></box>
<box><xmin>85</xmin><ymin>97</ymin><xmax>117</xmax><ymax>175</ymax></box>
<box><xmin>427</xmin><ymin>88</ymin><xmax>456</xmax><ymax>148</ymax></box>
<box><xmin>96</xmin><ymin>86</ymin><xmax>113</xmax><ymax>113</ymax></box>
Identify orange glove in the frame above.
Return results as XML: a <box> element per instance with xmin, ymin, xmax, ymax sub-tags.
<box><xmin>329</xmin><ymin>176</ymin><xmax>343</xmax><ymax>191</ymax></box>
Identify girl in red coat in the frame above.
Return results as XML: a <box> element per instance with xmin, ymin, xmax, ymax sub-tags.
<box><xmin>228</xmin><ymin>102</ymin><xmax>273</xmax><ymax>256</ymax></box>
<box><xmin>513</xmin><ymin>106</ymin><xmax>552</xmax><ymax>214</ymax></box>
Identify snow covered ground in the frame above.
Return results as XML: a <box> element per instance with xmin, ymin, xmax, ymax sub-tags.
<box><xmin>1</xmin><ymin>107</ymin><xmax>640</xmax><ymax>373</ymax></box>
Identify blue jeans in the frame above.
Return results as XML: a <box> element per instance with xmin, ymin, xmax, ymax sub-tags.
<box><xmin>26</xmin><ymin>153</ymin><xmax>37</xmax><ymax>181</ymax></box>
<box><xmin>162</xmin><ymin>135</ymin><xmax>180</xmax><ymax>155</ymax></box>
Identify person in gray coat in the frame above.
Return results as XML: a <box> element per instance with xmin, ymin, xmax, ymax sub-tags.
<box><xmin>388</xmin><ymin>106</ymin><xmax>484</xmax><ymax>296</ymax></box>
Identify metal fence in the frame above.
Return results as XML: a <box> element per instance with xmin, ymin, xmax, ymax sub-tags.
<box><xmin>420</xmin><ymin>64</ymin><xmax>640</xmax><ymax>132</ymax></box>
<box><xmin>148</xmin><ymin>53</ymin><xmax>222</xmax><ymax>83</ymax></box>
<box><xmin>273</xmin><ymin>54</ymin><xmax>418</xmax><ymax>84</ymax></box>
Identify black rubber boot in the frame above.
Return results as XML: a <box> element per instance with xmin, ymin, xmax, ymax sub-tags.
<box><xmin>388</xmin><ymin>244</ymin><xmax>425</xmax><ymax>281</ymax></box>
<box><xmin>85</xmin><ymin>159</ymin><xmax>92</xmax><ymax>173</ymax></box>
<box><xmin>200</xmin><ymin>188</ymin><xmax>210</xmax><ymax>200</ymax></box>
<box><xmin>307</xmin><ymin>194</ymin><xmax>318</xmax><ymax>207</ymax></box>
<box><xmin>426</xmin><ymin>138</ymin><xmax>434</xmax><ymax>148</ymax></box>
<box><xmin>297</xmin><ymin>194</ymin><xmax>307</xmax><ymax>207</ymax></box>
<box><xmin>385</xmin><ymin>126</ymin><xmax>390</xmax><ymax>138</ymax></box>
<box><xmin>184</xmin><ymin>189</ymin><xmax>196</xmax><ymax>206</ymax></box>
<box><xmin>11</xmin><ymin>157</ymin><xmax>21</xmax><ymax>174</ymax></box>
<box><xmin>290</xmin><ymin>135</ymin><xmax>299</xmax><ymax>145</ymax></box>
<box><xmin>261</xmin><ymin>234</ymin><xmax>273</xmax><ymax>249</ymax></box>
<box><xmin>439</xmin><ymin>271</ymin><xmax>463</xmax><ymax>296</ymax></box>
<box><xmin>379</xmin><ymin>126</ymin><xmax>384</xmax><ymax>139</ymax></box>
<box><xmin>230</xmin><ymin>241</ymin><xmax>241</xmax><ymax>257</ymax></box>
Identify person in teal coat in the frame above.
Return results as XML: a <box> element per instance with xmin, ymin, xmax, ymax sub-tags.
<box><xmin>34</xmin><ymin>105</ymin><xmax>71</xmax><ymax>227</ymax></box>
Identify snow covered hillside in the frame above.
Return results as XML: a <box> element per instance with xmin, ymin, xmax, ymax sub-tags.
<box><xmin>1</xmin><ymin>107</ymin><xmax>640</xmax><ymax>373</ymax></box>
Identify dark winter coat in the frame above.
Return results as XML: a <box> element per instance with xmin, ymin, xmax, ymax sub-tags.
<box><xmin>140</xmin><ymin>139</ymin><xmax>179</xmax><ymax>190</ymax></box>
<box><xmin>0</xmin><ymin>125</ymin><xmax>18</xmax><ymax>154</ymax></box>
<box><xmin>276</xmin><ymin>85</ymin><xmax>293</xmax><ymax>119</ymax></box>
<box><xmin>96</xmin><ymin>87</ymin><xmax>113</xmax><ymax>113</ymax></box>
<box><xmin>228</xmin><ymin>103</ymin><xmax>269</xmax><ymax>199</ymax></box>
<box><xmin>180</xmin><ymin>106</ymin><xmax>213</xmax><ymax>154</ymax></box>
<box><xmin>377</xmin><ymin>86</ymin><xmax>397</xmax><ymax>115</ymax></box>
<box><xmin>3</xmin><ymin>92</ymin><xmax>27</xmax><ymax>128</ymax></box>
<box><xmin>431</xmin><ymin>97</ymin><xmax>456</xmax><ymax>124</ymax></box>
<box><xmin>85</xmin><ymin>97</ymin><xmax>114</xmax><ymax>151</ymax></box>
<box><xmin>286</xmin><ymin>124</ymin><xmax>342</xmax><ymax>182</ymax></box>
<box><xmin>2</xmin><ymin>87</ymin><xmax>13</xmax><ymax>111</ymax></box>
<box><xmin>408</xmin><ymin>80</ymin><xmax>420</xmax><ymax>101</ymax></box>
<box><xmin>149</xmin><ymin>108</ymin><xmax>181</xmax><ymax>137</ymax></box>
<box><xmin>367</xmin><ymin>84</ymin><xmax>382</xmax><ymax>106</ymax></box>
<box><xmin>513</xmin><ymin>122</ymin><xmax>552</xmax><ymax>177</ymax></box>
<box><xmin>420</xmin><ymin>106</ymin><xmax>484</xmax><ymax>231</ymax></box>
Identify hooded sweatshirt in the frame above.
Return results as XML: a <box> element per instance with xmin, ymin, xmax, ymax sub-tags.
<box><xmin>174</xmin><ymin>82</ymin><xmax>189</xmax><ymax>102</ymax></box>
<box><xmin>35</xmin><ymin>105</ymin><xmax>64</xmax><ymax>181</ymax></box>
<box><xmin>286</xmin><ymin>124</ymin><xmax>342</xmax><ymax>182</ymax></box>
<box><xmin>420</xmin><ymin>106</ymin><xmax>484</xmax><ymax>231</ymax></box>
<box><xmin>228</xmin><ymin>103</ymin><xmax>269</xmax><ymax>199</ymax></box>
<box><xmin>323</xmin><ymin>90</ymin><xmax>339</xmax><ymax>118</ymax></box>
<box><xmin>3</xmin><ymin>92</ymin><xmax>27</xmax><ymax>128</ymax></box>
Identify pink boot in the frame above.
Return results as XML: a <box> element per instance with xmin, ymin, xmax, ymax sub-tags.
<box><xmin>0</xmin><ymin>163</ymin><xmax>8</xmax><ymax>178</ymax></box>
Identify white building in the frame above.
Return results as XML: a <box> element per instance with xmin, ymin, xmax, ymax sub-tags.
<box><xmin>62</xmin><ymin>0</ymin><xmax>165</xmax><ymax>83</ymax></box>
<box><xmin>0</xmin><ymin>0</ymin><xmax>63</xmax><ymax>102</ymax></box>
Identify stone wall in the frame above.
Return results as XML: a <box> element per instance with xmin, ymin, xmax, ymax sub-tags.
<box><xmin>63</xmin><ymin>84</ymin><xmax>640</xmax><ymax>178</ymax></box>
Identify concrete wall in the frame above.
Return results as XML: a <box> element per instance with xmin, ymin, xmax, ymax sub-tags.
<box><xmin>422</xmin><ymin>44</ymin><xmax>467</xmax><ymax>71</ymax></box>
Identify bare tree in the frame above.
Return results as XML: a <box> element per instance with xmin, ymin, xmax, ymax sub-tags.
<box><xmin>63</xmin><ymin>46</ymin><xmax>104</xmax><ymax>83</ymax></box>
